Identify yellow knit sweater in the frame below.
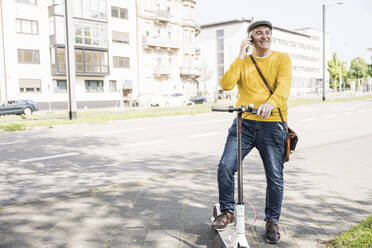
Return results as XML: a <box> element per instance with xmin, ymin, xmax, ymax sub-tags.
<box><xmin>220</xmin><ymin>51</ymin><xmax>292</xmax><ymax>122</ymax></box>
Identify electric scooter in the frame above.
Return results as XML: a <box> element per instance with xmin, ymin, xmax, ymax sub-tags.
<box><xmin>211</xmin><ymin>104</ymin><xmax>258</xmax><ymax>248</ymax></box>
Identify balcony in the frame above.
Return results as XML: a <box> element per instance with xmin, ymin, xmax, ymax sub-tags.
<box><xmin>180</xmin><ymin>67</ymin><xmax>201</xmax><ymax>78</ymax></box>
<box><xmin>154</xmin><ymin>65</ymin><xmax>172</xmax><ymax>76</ymax></box>
<box><xmin>154</xmin><ymin>10</ymin><xmax>171</xmax><ymax>23</ymax></box>
<box><xmin>142</xmin><ymin>36</ymin><xmax>180</xmax><ymax>50</ymax></box>
<box><xmin>182</xmin><ymin>0</ymin><xmax>196</xmax><ymax>4</ymax></box>
<box><xmin>182</xmin><ymin>19</ymin><xmax>198</xmax><ymax>29</ymax></box>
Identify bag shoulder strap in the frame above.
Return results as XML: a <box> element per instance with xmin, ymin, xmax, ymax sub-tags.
<box><xmin>249</xmin><ymin>54</ymin><xmax>286</xmax><ymax>125</ymax></box>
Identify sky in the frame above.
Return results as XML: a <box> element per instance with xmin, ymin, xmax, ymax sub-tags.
<box><xmin>195</xmin><ymin>0</ymin><xmax>372</xmax><ymax>66</ymax></box>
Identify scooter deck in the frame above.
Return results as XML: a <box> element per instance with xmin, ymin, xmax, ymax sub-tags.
<box><xmin>212</xmin><ymin>204</ymin><xmax>249</xmax><ymax>248</ymax></box>
<box><xmin>215</xmin><ymin>225</ymin><xmax>237</xmax><ymax>248</ymax></box>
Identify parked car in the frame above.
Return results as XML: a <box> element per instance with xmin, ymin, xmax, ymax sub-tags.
<box><xmin>189</xmin><ymin>95</ymin><xmax>208</xmax><ymax>105</ymax></box>
<box><xmin>150</xmin><ymin>93</ymin><xmax>189</xmax><ymax>107</ymax></box>
<box><xmin>0</xmin><ymin>100</ymin><xmax>39</xmax><ymax>116</ymax></box>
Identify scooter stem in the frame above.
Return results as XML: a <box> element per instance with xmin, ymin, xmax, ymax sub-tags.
<box><xmin>237</xmin><ymin>111</ymin><xmax>243</xmax><ymax>204</ymax></box>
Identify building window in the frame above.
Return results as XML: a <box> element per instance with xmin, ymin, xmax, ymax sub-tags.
<box><xmin>85</xmin><ymin>80</ymin><xmax>103</xmax><ymax>92</ymax></box>
<box><xmin>54</xmin><ymin>80</ymin><xmax>67</xmax><ymax>93</ymax></box>
<box><xmin>16</xmin><ymin>19</ymin><xmax>38</xmax><ymax>35</ymax></box>
<box><xmin>111</xmin><ymin>6</ymin><xmax>128</xmax><ymax>20</ymax></box>
<box><xmin>113</xmin><ymin>56</ymin><xmax>130</xmax><ymax>68</ymax></box>
<box><xmin>53</xmin><ymin>47</ymin><xmax>108</xmax><ymax>74</ymax></box>
<box><xmin>18</xmin><ymin>49</ymin><xmax>40</xmax><ymax>64</ymax></box>
<box><xmin>19</xmin><ymin>79</ymin><xmax>41</xmax><ymax>93</ymax></box>
<box><xmin>85</xmin><ymin>50</ymin><xmax>108</xmax><ymax>73</ymax></box>
<box><xmin>112</xmin><ymin>31</ymin><xmax>129</xmax><ymax>44</ymax></box>
<box><xmin>216</xmin><ymin>29</ymin><xmax>224</xmax><ymax>80</ymax></box>
<box><xmin>73</xmin><ymin>0</ymin><xmax>107</xmax><ymax>21</ymax></box>
<box><xmin>15</xmin><ymin>0</ymin><xmax>36</xmax><ymax>5</ymax></box>
<box><xmin>75</xmin><ymin>19</ymin><xmax>108</xmax><ymax>48</ymax></box>
<box><xmin>109</xmin><ymin>80</ymin><xmax>117</xmax><ymax>92</ymax></box>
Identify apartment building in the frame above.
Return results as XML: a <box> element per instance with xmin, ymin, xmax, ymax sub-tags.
<box><xmin>197</xmin><ymin>18</ymin><xmax>331</xmax><ymax>97</ymax></box>
<box><xmin>0</xmin><ymin>0</ymin><xmax>137</xmax><ymax>109</ymax></box>
<box><xmin>136</xmin><ymin>0</ymin><xmax>200</xmax><ymax>105</ymax></box>
<box><xmin>0</xmin><ymin>0</ymin><xmax>201</xmax><ymax>108</ymax></box>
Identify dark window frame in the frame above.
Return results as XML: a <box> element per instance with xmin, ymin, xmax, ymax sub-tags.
<box><xmin>18</xmin><ymin>49</ymin><xmax>40</xmax><ymax>64</ymax></box>
<box><xmin>111</xmin><ymin>6</ymin><xmax>128</xmax><ymax>20</ymax></box>
<box><xmin>109</xmin><ymin>80</ymin><xmax>117</xmax><ymax>92</ymax></box>
<box><xmin>19</xmin><ymin>78</ymin><xmax>41</xmax><ymax>93</ymax></box>
<box><xmin>54</xmin><ymin>80</ymin><xmax>67</xmax><ymax>93</ymax></box>
<box><xmin>113</xmin><ymin>56</ymin><xmax>130</xmax><ymax>69</ymax></box>
<box><xmin>16</xmin><ymin>18</ymin><xmax>39</xmax><ymax>35</ymax></box>
<box><xmin>85</xmin><ymin>80</ymin><xmax>104</xmax><ymax>93</ymax></box>
<box><xmin>52</xmin><ymin>45</ymin><xmax>109</xmax><ymax>75</ymax></box>
<box><xmin>15</xmin><ymin>0</ymin><xmax>37</xmax><ymax>5</ymax></box>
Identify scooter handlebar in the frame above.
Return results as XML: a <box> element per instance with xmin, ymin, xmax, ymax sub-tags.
<box><xmin>211</xmin><ymin>105</ymin><xmax>272</xmax><ymax>115</ymax></box>
<box><xmin>211</xmin><ymin>106</ymin><xmax>233</xmax><ymax>112</ymax></box>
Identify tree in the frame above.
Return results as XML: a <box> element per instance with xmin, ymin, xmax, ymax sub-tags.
<box><xmin>327</xmin><ymin>53</ymin><xmax>347</xmax><ymax>91</ymax></box>
<box><xmin>347</xmin><ymin>57</ymin><xmax>369</xmax><ymax>90</ymax></box>
<box><xmin>368</xmin><ymin>56</ymin><xmax>372</xmax><ymax>78</ymax></box>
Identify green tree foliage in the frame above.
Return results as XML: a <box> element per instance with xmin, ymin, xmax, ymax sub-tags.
<box><xmin>368</xmin><ymin>56</ymin><xmax>372</xmax><ymax>78</ymax></box>
<box><xmin>348</xmin><ymin>57</ymin><xmax>368</xmax><ymax>81</ymax></box>
<box><xmin>327</xmin><ymin>53</ymin><xmax>347</xmax><ymax>90</ymax></box>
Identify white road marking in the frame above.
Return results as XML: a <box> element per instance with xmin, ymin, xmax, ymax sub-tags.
<box><xmin>357</xmin><ymin>110</ymin><xmax>367</xmax><ymax>113</ymax></box>
<box><xmin>86</xmin><ymin>128</ymin><xmax>148</xmax><ymax>136</ymax></box>
<box><xmin>190</xmin><ymin>132</ymin><xmax>220</xmax><ymax>138</ymax></box>
<box><xmin>194</xmin><ymin>120</ymin><xmax>228</xmax><ymax>125</ymax></box>
<box><xmin>19</xmin><ymin>152</ymin><xmax>79</xmax><ymax>163</ymax></box>
<box><xmin>300</xmin><ymin>118</ymin><xmax>316</xmax><ymax>122</ymax></box>
<box><xmin>343</xmin><ymin>112</ymin><xmax>352</xmax><ymax>116</ymax></box>
<box><xmin>122</xmin><ymin>140</ymin><xmax>164</xmax><ymax>148</ymax></box>
<box><xmin>323</xmin><ymin>114</ymin><xmax>337</xmax><ymax>119</ymax></box>
<box><xmin>354</xmin><ymin>102</ymin><xmax>368</xmax><ymax>106</ymax></box>
<box><xmin>330</xmin><ymin>107</ymin><xmax>354</xmax><ymax>113</ymax></box>
<box><xmin>0</xmin><ymin>141</ymin><xmax>21</xmax><ymax>145</ymax></box>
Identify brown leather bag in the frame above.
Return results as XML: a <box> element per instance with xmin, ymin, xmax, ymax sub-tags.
<box><xmin>249</xmin><ymin>55</ymin><xmax>298</xmax><ymax>162</ymax></box>
<box><xmin>285</xmin><ymin>127</ymin><xmax>298</xmax><ymax>162</ymax></box>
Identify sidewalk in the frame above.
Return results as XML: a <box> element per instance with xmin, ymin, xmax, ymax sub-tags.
<box><xmin>1</xmin><ymin>140</ymin><xmax>371</xmax><ymax>248</ymax></box>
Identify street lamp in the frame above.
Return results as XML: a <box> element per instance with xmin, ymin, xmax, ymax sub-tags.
<box><xmin>323</xmin><ymin>2</ymin><xmax>343</xmax><ymax>101</ymax></box>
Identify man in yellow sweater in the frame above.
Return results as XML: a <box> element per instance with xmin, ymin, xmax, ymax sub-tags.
<box><xmin>211</xmin><ymin>20</ymin><xmax>292</xmax><ymax>244</ymax></box>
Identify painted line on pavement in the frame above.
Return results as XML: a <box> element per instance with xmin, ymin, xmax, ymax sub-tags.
<box><xmin>122</xmin><ymin>140</ymin><xmax>164</xmax><ymax>148</ymax></box>
<box><xmin>323</xmin><ymin>114</ymin><xmax>337</xmax><ymax>119</ymax></box>
<box><xmin>357</xmin><ymin>110</ymin><xmax>367</xmax><ymax>113</ymax></box>
<box><xmin>190</xmin><ymin>132</ymin><xmax>220</xmax><ymax>138</ymax></box>
<box><xmin>194</xmin><ymin>119</ymin><xmax>227</xmax><ymax>125</ymax></box>
<box><xmin>330</xmin><ymin>107</ymin><xmax>354</xmax><ymax>113</ymax></box>
<box><xmin>0</xmin><ymin>141</ymin><xmax>21</xmax><ymax>145</ymax></box>
<box><xmin>86</xmin><ymin>128</ymin><xmax>148</xmax><ymax>136</ymax></box>
<box><xmin>19</xmin><ymin>152</ymin><xmax>79</xmax><ymax>163</ymax></box>
<box><xmin>300</xmin><ymin>118</ymin><xmax>316</xmax><ymax>122</ymax></box>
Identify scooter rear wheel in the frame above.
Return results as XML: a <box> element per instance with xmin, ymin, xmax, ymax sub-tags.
<box><xmin>213</xmin><ymin>205</ymin><xmax>218</xmax><ymax>219</ymax></box>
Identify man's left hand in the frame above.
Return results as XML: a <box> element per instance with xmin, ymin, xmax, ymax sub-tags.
<box><xmin>257</xmin><ymin>103</ymin><xmax>274</xmax><ymax>119</ymax></box>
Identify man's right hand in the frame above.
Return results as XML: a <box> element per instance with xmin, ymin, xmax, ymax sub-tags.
<box><xmin>239</xmin><ymin>37</ymin><xmax>252</xmax><ymax>59</ymax></box>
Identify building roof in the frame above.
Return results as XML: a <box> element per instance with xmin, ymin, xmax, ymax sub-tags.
<box><xmin>200</xmin><ymin>18</ymin><xmax>310</xmax><ymax>38</ymax></box>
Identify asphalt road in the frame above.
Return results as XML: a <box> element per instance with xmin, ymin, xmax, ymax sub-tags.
<box><xmin>1</xmin><ymin>99</ymin><xmax>372</xmax><ymax>208</ymax></box>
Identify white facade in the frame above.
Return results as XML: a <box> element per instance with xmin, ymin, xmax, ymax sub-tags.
<box><xmin>0</xmin><ymin>0</ymin><xmax>138</xmax><ymax>109</ymax></box>
<box><xmin>0</xmin><ymin>0</ymin><xmax>51</xmax><ymax>105</ymax></box>
<box><xmin>136</xmin><ymin>0</ymin><xmax>200</xmax><ymax>105</ymax></box>
<box><xmin>197</xmin><ymin>19</ymin><xmax>331</xmax><ymax>97</ymax></box>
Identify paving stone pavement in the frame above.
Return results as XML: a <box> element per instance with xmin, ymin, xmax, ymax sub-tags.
<box><xmin>1</xmin><ymin>154</ymin><xmax>371</xmax><ymax>248</ymax></box>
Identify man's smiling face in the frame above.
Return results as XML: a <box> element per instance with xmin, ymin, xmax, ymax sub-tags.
<box><xmin>252</xmin><ymin>26</ymin><xmax>272</xmax><ymax>50</ymax></box>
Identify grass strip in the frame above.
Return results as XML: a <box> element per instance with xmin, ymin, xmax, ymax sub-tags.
<box><xmin>0</xmin><ymin>95</ymin><xmax>371</xmax><ymax>132</ymax></box>
<box><xmin>326</xmin><ymin>214</ymin><xmax>372</xmax><ymax>248</ymax></box>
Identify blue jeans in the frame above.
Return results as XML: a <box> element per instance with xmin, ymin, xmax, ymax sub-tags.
<box><xmin>218</xmin><ymin>118</ymin><xmax>287</xmax><ymax>222</ymax></box>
